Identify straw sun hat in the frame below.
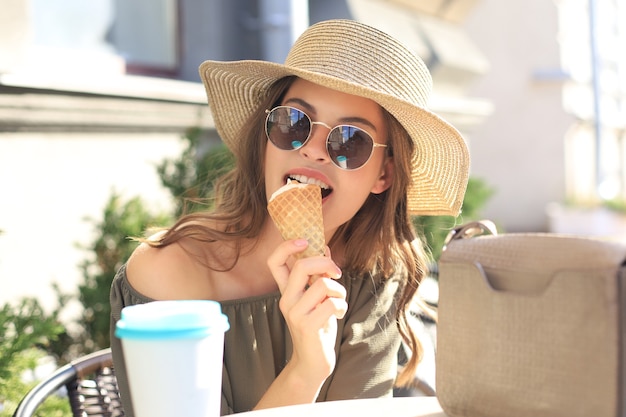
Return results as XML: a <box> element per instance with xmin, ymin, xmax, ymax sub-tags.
<box><xmin>199</xmin><ymin>19</ymin><xmax>470</xmax><ymax>216</ymax></box>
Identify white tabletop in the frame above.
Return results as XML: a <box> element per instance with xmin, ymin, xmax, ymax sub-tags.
<box><xmin>233</xmin><ymin>396</ymin><xmax>448</xmax><ymax>416</ymax></box>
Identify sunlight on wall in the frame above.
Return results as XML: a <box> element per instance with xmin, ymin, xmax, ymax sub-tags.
<box><xmin>558</xmin><ymin>0</ymin><xmax>626</xmax><ymax>203</ymax></box>
<box><xmin>0</xmin><ymin>132</ymin><xmax>185</xmax><ymax>313</ymax></box>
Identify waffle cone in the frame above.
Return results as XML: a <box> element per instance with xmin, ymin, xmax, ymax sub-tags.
<box><xmin>268</xmin><ymin>182</ymin><xmax>325</xmax><ymax>259</ymax></box>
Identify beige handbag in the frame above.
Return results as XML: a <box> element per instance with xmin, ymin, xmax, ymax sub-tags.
<box><xmin>436</xmin><ymin>220</ymin><xmax>626</xmax><ymax>417</ymax></box>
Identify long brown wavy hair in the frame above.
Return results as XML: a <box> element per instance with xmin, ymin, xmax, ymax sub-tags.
<box><xmin>147</xmin><ymin>76</ymin><xmax>428</xmax><ymax>387</ymax></box>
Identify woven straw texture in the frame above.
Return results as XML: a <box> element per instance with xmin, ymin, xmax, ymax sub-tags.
<box><xmin>267</xmin><ymin>184</ymin><xmax>325</xmax><ymax>259</ymax></box>
<box><xmin>437</xmin><ymin>233</ymin><xmax>626</xmax><ymax>417</ymax></box>
<box><xmin>199</xmin><ymin>19</ymin><xmax>469</xmax><ymax>216</ymax></box>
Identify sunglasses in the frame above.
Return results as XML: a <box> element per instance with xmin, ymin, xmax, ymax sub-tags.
<box><xmin>264</xmin><ymin>106</ymin><xmax>387</xmax><ymax>170</ymax></box>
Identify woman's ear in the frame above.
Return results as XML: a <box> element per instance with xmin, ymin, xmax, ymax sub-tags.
<box><xmin>371</xmin><ymin>157</ymin><xmax>394</xmax><ymax>194</ymax></box>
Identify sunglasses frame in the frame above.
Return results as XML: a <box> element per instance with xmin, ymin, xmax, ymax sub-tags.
<box><xmin>264</xmin><ymin>105</ymin><xmax>387</xmax><ymax>170</ymax></box>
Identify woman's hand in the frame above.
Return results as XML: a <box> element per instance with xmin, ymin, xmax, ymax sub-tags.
<box><xmin>267</xmin><ymin>238</ymin><xmax>347</xmax><ymax>384</ymax></box>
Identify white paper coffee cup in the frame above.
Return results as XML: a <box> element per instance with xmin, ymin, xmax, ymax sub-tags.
<box><xmin>115</xmin><ymin>300</ymin><xmax>229</xmax><ymax>417</ymax></box>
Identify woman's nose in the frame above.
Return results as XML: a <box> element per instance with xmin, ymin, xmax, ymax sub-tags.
<box><xmin>299</xmin><ymin>122</ymin><xmax>331</xmax><ymax>164</ymax></box>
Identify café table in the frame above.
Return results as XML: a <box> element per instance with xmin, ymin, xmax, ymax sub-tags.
<box><xmin>234</xmin><ymin>396</ymin><xmax>448</xmax><ymax>416</ymax></box>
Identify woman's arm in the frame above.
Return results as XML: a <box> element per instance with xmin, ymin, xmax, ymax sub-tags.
<box><xmin>259</xmin><ymin>239</ymin><xmax>347</xmax><ymax>410</ymax></box>
<box><xmin>109</xmin><ymin>264</ymin><xmax>155</xmax><ymax>417</ymax></box>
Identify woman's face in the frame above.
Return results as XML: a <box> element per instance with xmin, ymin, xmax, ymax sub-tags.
<box><xmin>264</xmin><ymin>78</ymin><xmax>393</xmax><ymax>238</ymax></box>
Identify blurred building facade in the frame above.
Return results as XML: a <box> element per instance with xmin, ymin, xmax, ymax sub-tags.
<box><xmin>102</xmin><ymin>0</ymin><xmax>626</xmax><ymax>234</ymax></box>
<box><xmin>463</xmin><ymin>0</ymin><xmax>626</xmax><ymax>234</ymax></box>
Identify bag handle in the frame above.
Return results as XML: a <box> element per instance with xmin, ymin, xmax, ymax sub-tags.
<box><xmin>443</xmin><ymin>220</ymin><xmax>497</xmax><ymax>250</ymax></box>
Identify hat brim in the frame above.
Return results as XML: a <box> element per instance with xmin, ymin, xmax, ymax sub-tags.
<box><xmin>199</xmin><ymin>59</ymin><xmax>469</xmax><ymax>216</ymax></box>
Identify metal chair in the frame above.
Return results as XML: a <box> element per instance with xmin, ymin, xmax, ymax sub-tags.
<box><xmin>12</xmin><ymin>347</ymin><xmax>124</xmax><ymax>417</ymax></box>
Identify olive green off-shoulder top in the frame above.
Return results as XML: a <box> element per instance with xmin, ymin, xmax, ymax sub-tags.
<box><xmin>109</xmin><ymin>264</ymin><xmax>402</xmax><ymax>416</ymax></box>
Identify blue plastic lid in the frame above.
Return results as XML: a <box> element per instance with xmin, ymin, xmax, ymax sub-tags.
<box><xmin>115</xmin><ymin>300</ymin><xmax>229</xmax><ymax>340</ymax></box>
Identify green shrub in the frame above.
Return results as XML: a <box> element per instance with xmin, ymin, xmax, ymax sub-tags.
<box><xmin>73</xmin><ymin>192</ymin><xmax>172</xmax><ymax>356</ymax></box>
<box><xmin>0</xmin><ymin>299</ymin><xmax>68</xmax><ymax>417</ymax></box>
<box><xmin>157</xmin><ymin>128</ymin><xmax>235</xmax><ymax>217</ymax></box>
<box><xmin>413</xmin><ymin>177</ymin><xmax>495</xmax><ymax>262</ymax></box>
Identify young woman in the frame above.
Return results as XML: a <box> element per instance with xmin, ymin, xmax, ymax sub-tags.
<box><xmin>110</xmin><ymin>19</ymin><xmax>469</xmax><ymax>416</ymax></box>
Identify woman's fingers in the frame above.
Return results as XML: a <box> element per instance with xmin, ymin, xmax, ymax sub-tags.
<box><xmin>302</xmin><ymin>278</ymin><xmax>347</xmax><ymax>316</ymax></box>
<box><xmin>268</xmin><ymin>238</ymin><xmax>346</xmax><ymax>330</ymax></box>
<box><xmin>285</xmin><ymin>277</ymin><xmax>347</xmax><ymax>320</ymax></box>
<box><xmin>279</xmin><ymin>255</ymin><xmax>342</xmax><ymax>311</ymax></box>
<box><xmin>267</xmin><ymin>239</ymin><xmax>310</xmax><ymax>293</ymax></box>
<box><xmin>283</xmin><ymin>281</ymin><xmax>347</xmax><ymax>379</ymax></box>
<box><xmin>267</xmin><ymin>239</ymin><xmax>341</xmax><ymax>292</ymax></box>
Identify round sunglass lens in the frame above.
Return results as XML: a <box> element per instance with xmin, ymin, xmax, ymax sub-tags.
<box><xmin>327</xmin><ymin>126</ymin><xmax>373</xmax><ymax>169</ymax></box>
<box><xmin>266</xmin><ymin>107</ymin><xmax>310</xmax><ymax>150</ymax></box>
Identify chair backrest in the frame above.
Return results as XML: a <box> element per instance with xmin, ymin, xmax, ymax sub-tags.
<box><xmin>12</xmin><ymin>348</ymin><xmax>124</xmax><ymax>417</ymax></box>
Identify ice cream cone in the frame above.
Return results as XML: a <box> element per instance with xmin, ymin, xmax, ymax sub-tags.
<box><xmin>268</xmin><ymin>180</ymin><xmax>325</xmax><ymax>259</ymax></box>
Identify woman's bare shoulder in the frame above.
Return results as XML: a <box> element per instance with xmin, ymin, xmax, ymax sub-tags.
<box><xmin>126</xmin><ymin>235</ymin><xmax>211</xmax><ymax>301</ymax></box>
